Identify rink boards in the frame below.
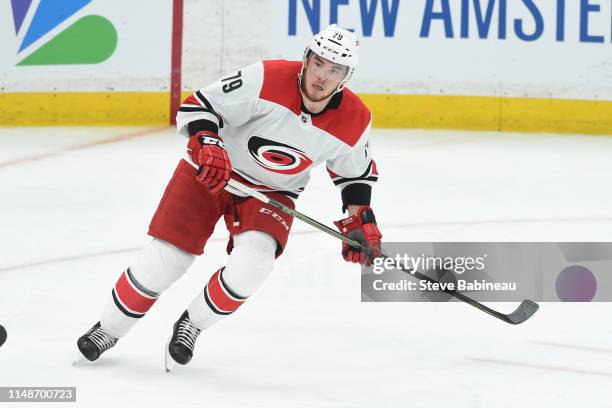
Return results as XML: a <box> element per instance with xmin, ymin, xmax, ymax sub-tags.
<box><xmin>2</xmin><ymin>92</ymin><xmax>612</xmax><ymax>135</ymax></box>
<box><xmin>1</xmin><ymin>0</ymin><xmax>611</xmax><ymax>134</ymax></box>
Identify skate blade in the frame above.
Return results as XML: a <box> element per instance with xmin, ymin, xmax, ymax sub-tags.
<box><xmin>164</xmin><ymin>337</ymin><xmax>177</xmax><ymax>373</ymax></box>
<box><xmin>72</xmin><ymin>348</ymin><xmax>87</xmax><ymax>366</ymax></box>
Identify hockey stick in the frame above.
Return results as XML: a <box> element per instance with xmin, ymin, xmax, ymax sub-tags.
<box><xmin>226</xmin><ymin>179</ymin><xmax>539</xmax><ymax>325</ymax></box>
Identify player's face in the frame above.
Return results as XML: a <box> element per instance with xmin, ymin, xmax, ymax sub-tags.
<box><xmin>302</xmin><ymin>54</ymin><xmax>348</xmax><ymax>102</ymax></box>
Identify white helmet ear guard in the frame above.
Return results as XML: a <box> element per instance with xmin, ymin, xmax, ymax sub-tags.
<box><xmin>298</xmin><ymin>24</ymin><xmax>360</xmax><ymax>93</ymax></box>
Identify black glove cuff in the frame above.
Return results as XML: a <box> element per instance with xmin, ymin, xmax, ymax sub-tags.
<box><xmin>188</xmin><ymin>119</ymin><xmax>219</xmax><ymax>136</ymax></box>
<box><xmin>341</xmin><ymin>183</ymin><xmax>372</xmax><ymax>213</ymax></box>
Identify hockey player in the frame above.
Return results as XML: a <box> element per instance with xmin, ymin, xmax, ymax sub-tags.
<box><xmin>76</xmin><ymin>24</ymin><xmax>382</xmax><ymax>368</ymax></box>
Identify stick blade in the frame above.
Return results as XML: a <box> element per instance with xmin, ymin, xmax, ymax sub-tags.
<box><xmin>504</xmin><ymin>300</ymin><xmax>539</xmax><ymax>324</ymax></box>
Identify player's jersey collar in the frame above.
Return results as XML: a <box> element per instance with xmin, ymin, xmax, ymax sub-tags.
<box><xmin>300</xmin><ymin>90</ymin><xmax>343</xmax><ymax>117</ymax></box>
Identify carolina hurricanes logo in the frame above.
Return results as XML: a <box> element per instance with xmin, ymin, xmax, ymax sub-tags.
<box><xmin>248</xmin><ymin>136</ymin><xmax>313</xmax><ymax>175</ymax></box>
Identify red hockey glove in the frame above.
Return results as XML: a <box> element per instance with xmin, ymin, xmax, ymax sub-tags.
<box><xmin>334</xmin><ymin>206</ymin><xmax>382</xmax><ymax>266</ymax></box>
<box><xmin>187</xmin><ymin>131</ymin><xmax>231</xmax><ymax>193</ymax></box>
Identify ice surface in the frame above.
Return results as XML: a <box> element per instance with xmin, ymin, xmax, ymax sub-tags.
<box><xmin>1</xmin><ymin>127</ymin><xmax>611</xmax><ymax>407</ymax></box>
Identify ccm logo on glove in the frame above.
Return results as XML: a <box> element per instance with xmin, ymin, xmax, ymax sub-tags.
<box><xmin>188</xmin><ymin>130</ymin><xmax>232</xmax><ymax>193</ymax></box>
<box><xmin>334</xmin><ymin>206</ymin><xmax>382</xmax><ymax>266</ymax></box>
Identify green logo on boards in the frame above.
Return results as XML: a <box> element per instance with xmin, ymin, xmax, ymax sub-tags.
<box><xmin>11</xmin><ymin>0</ymin><xmax>117</xmax><ymax>66</ymax></box>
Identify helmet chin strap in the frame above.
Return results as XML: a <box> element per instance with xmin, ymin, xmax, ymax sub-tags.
<box><xmin>335</xmin><ymin>78</ymin><xmax>349</xmax><ymax>93</ymax></box>
<box><xmin>335</xmin><ymin>66</ymin><xmax>354</xmax><ymax>93</ymax></box>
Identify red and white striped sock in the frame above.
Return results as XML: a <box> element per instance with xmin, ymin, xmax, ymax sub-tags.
<box><xmin>111</xmin><ymin>268</ymin><xmax>160</xmax><ymax>318</ymax></box>
<box><xmin>188</xmin><ymin>267</ymin><xmax>248</xmax><ymax>330</ymax></box>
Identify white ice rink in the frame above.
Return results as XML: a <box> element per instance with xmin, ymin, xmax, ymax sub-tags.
<box><xmin>1</xmin><ymin>127</ymin><xmax>612</xmax><ymax>407</ymax></box>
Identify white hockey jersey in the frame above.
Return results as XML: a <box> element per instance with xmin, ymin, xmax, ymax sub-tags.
<box><xmin>176</xmin><ymin>60</ymin><xmax>378</xmax><ymax>202</ymax></box>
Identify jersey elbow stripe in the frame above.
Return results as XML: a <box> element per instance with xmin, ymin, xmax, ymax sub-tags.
<box><xmin>326</xmin><ymin>168</ymin><xmax>340</xmax><ymax>179</ymax></box>
<box><xmin>334</xmin><ymin>177</ymin><xmax>378</xmax><ymax>187</ymax></box>
<box><xmin>330</xmin><ymin>161</ymin><xmax>379</xmax><ymax>186</ymax></box>
<box><xmin>178</xmin><ymin>106</ymin><xmax>219</xmax><ymax>116</ymax></box>
<box><xmin>178</xmin><ymin>109</ymin><xmax>220</xmax><ymax>127</ymax></box>
<box><xmin>194</xmin><ymin>91</ymin><xmax>225</xmax><ymax>128</ymax></box>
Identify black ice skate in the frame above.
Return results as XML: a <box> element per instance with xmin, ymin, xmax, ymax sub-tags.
<box><xmin>165</xmin><ymin>310</ymin><xmax>201</xmax><ymax>372</ymax></box>
<box><xmin>76</xmin><ymin>322</ymin><xmax>118</xmax><ymax>362</ymax></box>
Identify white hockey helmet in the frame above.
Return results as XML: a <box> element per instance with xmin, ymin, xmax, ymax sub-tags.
<box><xmin>300</xmin><ymin>24</ymin><xmax>360</xmax><ymax>92</ymax></box>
